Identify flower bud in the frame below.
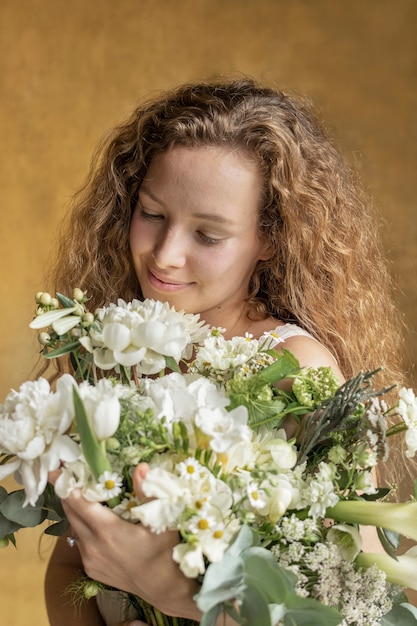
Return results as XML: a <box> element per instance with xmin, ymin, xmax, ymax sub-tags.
<box><xmin>50</xmin><ymin>297</ymin><xmax>59</xmax><ymax>309</ymax></box>
<box><xmin>106</xmin><ymin>437</ymin><xmax>120</xmax><ymax>451</ymax></box>
<box><xmin>73</xmin><ymin>288</ymin><xmax>85</xmax><ymax>302</ymax></box>
<box><xmin>0</xmin><ymin>537</ymin><xmax>9</xmax><ymax>548</ymax></box>
<box><xmin>38</xmin><ymin>332</ymin><xmax>51</xmax><ymax>345</ymax></box>
<box><xmin>39</xmin><ymin>292</ymin><xmax>52</xmax><ymax>306</ymax></box>
<box><xmin>82</xmin><ymin>312</ymin><xmax>95</xmax><ymax>326</ymax></box>
<box><xmin>35</xmin><ymin>291</ymin><xmax>44</xmax><ymax>303</ymax></box>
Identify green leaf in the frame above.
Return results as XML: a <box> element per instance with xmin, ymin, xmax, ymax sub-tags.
<box><xmin>44</xmin><ymin>340</ymin><xmax>81</xmax><ymax>359</ymax></box>
<box><xmin>199</xmin><ymin>605</ymin><xmax>224</xmax><ymax>626</ymax></box>
<box><xmin>56</xmin><ymin>292</ymin><xmax>76</xmax><ymax>308</ymax></box>
<box><xmin>44</xmin><ymin>519</ymin><xmax>70</xmax><ymax>536</ymax></box>
<box><xmin>242</xmin><ymin>547</ymin><xmax>296</xmax><ymax>601</ymax></box>
<box><xmin>72</xmin><ymin>386</ymin><xmax>112</xmax><ymax>480</ymax></box>
<box><xmin>380</xmin><ymin>602</ymin><xmax>417</xmax><ymax>625</ymax></box>
<box><xmin>0</xmin><ymin>513</ymin><xmax>22</xmax><ymax>539</ymax></box>
<box><xmin>194</xmin><ymin>554</ymin><xmax>246</xmax><ymax>612</ymax></box>
<box><xmin>258</xmin><ymin>350</ymin><xmax>300</xmax><ymax>383</ymax></box>
<box><xmin>0</xmin><ymin>491</ymin><xmax>46</xmax><ymax>527</ymax></box>
<box><xmin>283</xmin><ymin>595</ymin><xmax>343</xmax><ymax>626</ymax></box>
<box><xmin>227</xmin><ymin>523</ymin><xmax>259</xmax><ymax>555</ymax></box>
<box><xmin>164</xmin><ymin>355</ymin><xmax>181</xmax><ymax>373</ymax></box>
<box><xmin>239</xmin><ymin>584</ymin><xmax>273</xmax><ymax>626</ymax></box>
<box><xmin>377</xmin><ymin>527</ymin><xmax>401</xmax><ymax>555</ymax></box>
<box><xmin>0</xmin><ymin>486</ymin><xmax>8</xmax><ymax>503</ymax></box>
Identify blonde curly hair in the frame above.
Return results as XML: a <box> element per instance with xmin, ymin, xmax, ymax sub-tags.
<box><xmin>50</xmin><ymin>77</ymin><xmax>406</xmax><ymax>391</ymax></box>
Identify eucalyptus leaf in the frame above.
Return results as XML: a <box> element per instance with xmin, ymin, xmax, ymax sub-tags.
<box><xmin>283</xmin><ymin>594</ymin><xmax>343</xmax><ymax>626</ymax></box>
<box><xmin>199</xmin><ymin>605</ymin><xmax>224</xmax><ymax>626</ymax></box>
<box><xmin>44</xmin><ymin>518</ymin><xmax>70</xmax><ymax>536</ymax></box>
<box><xmin>194</xmin><ymin>553</ymin><xmax>246</xmax><ymax>612</ymax></box>
<box><xmin>239</xmin><ymin>583</ymin><xmax>273</xmax><ymax>626</ymax></box>
<box><xmin>242</xmin><ymin>547</ymin><xmax>296</xmax><ymax>601</ymax></box>
<box><xmin>227</xmin><ymin>523</ymin><xmax>259</xmax><ymax>555</ymax></box>
<box><xmin>380</xmin><ymin>602</ymin><xmax>417</xmax><ymax>625</ymax></box>
<box><xmin>0</xmin><ymin>513</ymin><xmax>22</xmax><ymax>539</ymax></box>
<box><xmin>0</xmin><ymin>491</ymin><xmax>46</xmax><ymax>527</ymax></box>
<box><xmin>0</xmin><ymin>486</ymin><xmax>8</xmax><ymax>503</ymax></box>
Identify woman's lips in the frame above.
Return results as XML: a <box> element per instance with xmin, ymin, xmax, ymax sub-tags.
<box><xmin>148</xmin><ymin>269</ymin><xmax>190</xmax><ymax>292</ymax></box>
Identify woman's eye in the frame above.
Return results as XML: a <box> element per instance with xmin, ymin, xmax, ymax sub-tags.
<box><xmin>197</xmin><ymin>232</ymin><xmax>222</xmax><ymax>245</ymax></box>
<box><xmin>140</xmin><ymin>209</ymin><xmax>163</xmax><ymax>221</ymax></box>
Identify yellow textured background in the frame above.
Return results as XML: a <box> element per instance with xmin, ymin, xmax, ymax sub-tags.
<box><xmin>1</xmin><ymin>1</ymin><xmax>416</xmax><ymax>624</ymax></box>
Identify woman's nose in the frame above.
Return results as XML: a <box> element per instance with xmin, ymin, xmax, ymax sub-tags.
<box><xmin>152</xmin><ymin>228</ymin><xmax>186</xmax><ymax>268</ymax></box>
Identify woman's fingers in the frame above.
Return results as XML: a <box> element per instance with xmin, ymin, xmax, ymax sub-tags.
<box><xmin>132</xmin><ymin>462</ymin><xmax>150</xmax><ymax>499</ymax></box>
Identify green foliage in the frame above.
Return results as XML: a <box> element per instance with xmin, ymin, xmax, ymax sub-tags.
<box><xmin>195</xmin><ymin>525</ymin><xmax>343</xmax><ymax>626</ymax></box>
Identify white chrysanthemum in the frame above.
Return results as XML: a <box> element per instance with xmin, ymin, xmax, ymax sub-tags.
<box><xmin>86</xmin><ymin>298</ymin><xmax>208</xmax><ymax>374</ymax></box>
<box><xmin>0</xmin><ymin>374</ymin><xmax>80</xmax><ymax>505</ymax></box>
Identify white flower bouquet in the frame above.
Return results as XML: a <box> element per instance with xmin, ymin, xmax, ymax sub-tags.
<box><xmin>1</xmin><ymin>289</ymin><xmax>417</xmax><ymax>626</ymax></box>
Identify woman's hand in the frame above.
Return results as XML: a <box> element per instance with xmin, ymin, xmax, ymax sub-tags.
<box><xmin>59</xmin><ymin>464</ymin><xmax>201</xmax><ymax>620</ymax></box>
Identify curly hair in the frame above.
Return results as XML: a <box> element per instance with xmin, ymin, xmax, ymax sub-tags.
<box><xmin>50</xmin><ymin>77</ymin><xmax>406</xmax><ymax>391</ymax></box>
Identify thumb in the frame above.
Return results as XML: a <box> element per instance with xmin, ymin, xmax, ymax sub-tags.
<box><xmin>132</xmin><ymin>462</ymin><xmax>150</xmax><ymax>499</ymax></box>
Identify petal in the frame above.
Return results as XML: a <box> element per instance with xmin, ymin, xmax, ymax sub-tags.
<box><xmin>29</xmin><ymin>307</ymin><xmax>77</xmax><ymax>329</ymax></box>
<box><xmin>102</xmin><ymin>323</ymin><xmax>131</xmax><ymax>351</ymax></box>
<box><xmin>92</xmin><ymin>348</ymin><xmax>117</xmax><ymax>370</ymax></box>
<box><xmin>0</xmin><ymin>458</ymin><xmax>21</xmax><ymax>480</ymax></box>
<box><xmin>52</xmin><ymin>316</ymin><xmax>82</xmax><ymax>335</ymax></box>
<box><xmin>114</xmin><ymin>346</ymin><xmax>146</xmax><ymax>367</ymax></box>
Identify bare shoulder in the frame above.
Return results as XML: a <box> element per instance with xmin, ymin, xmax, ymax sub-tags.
<box><xmin>280</xmin><ymin>334</ymin><xmax>345</xmax><ymax>383</ymax></box>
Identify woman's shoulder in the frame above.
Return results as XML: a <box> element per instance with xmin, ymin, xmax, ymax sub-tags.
<box><xmin>260</xmin><ymin>321</ymin><xmax>343</xmax><ymax>380</ymax></box>
<box><xmin>268</xmin><ymin>322</ymin><xmax>317</xmax><ymax>341</ymax></box>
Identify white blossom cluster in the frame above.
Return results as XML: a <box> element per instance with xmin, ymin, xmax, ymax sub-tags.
<box><xmin>271</xmin><ymin>518</ymin><xmax>396</xmax><ymax>626</ymax></box>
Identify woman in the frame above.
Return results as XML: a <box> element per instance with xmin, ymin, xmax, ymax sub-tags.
<box><xmin>44</xmin><ymin>77</ymin><xmax>406</xmax><ymax>625</ymax></box>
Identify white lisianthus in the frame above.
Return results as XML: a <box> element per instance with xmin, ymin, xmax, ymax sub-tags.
<box><xmin>172</xmin><ymin>543</ymin><xmax>206</xmax><ymax>578</ymax></box>
<box><xmin>195</xmin><ymin>404</ymin><xmax>250</xmax><ymax>454</ymax></box>
<box><xmin>0</xmin><ymin>374</ymin><xmax>80</xmax><ymax>505</ymax></box>
<box><xmin>267</xmin><ymin>477</ymin><xmax>296</xmax><ymax>522</ymax></box>
<box><xmin>77</xmin><ymin>379</ymin><xmax>129</xmax><ymax>441</ymax></box>
<box><xmin>327</xmin><ymin>523</ymin><xmax>362</xmax><ymax>562</ymax></box>
<box><xmin>267</xmin><ymin>430</ymin><xmax>298</xmax><ymax>470</ymax></box>
<box><xmin>129</xmin><ymin>468</ymin><xmax>189</xmax><ymax>532</ymax></box>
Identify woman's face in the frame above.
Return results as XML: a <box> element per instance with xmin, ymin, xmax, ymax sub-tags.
<box><xmin>129</xmin><ymin>145</ymin><xmax>270</xmax><ymax>329</ymax></box>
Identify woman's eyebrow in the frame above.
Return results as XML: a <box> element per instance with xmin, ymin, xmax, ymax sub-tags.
<box><xmin>139</xmin><ymin>187</ymin><xmax>235</xmax><ymax>225</ymax></box>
